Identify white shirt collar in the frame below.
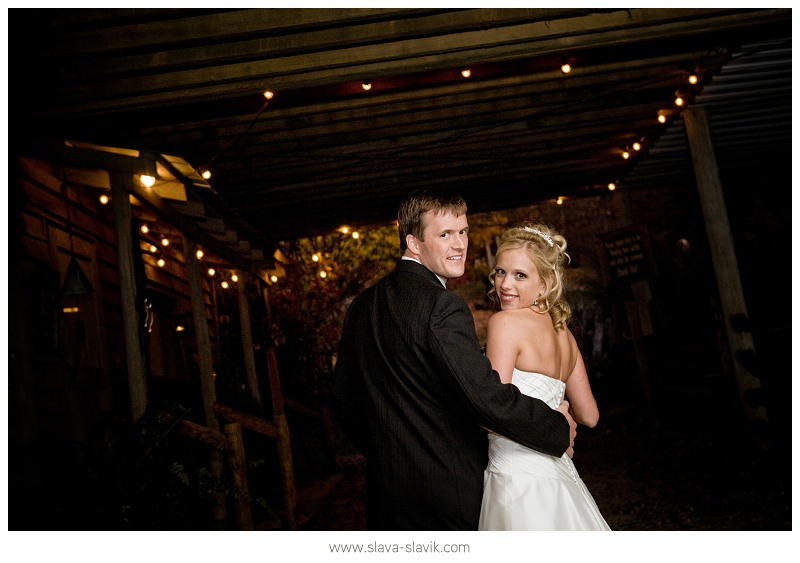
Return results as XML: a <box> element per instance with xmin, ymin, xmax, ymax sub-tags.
<box><xmin>402</xmin><ymin>256</ymin><xmax>447</xmax><ymax>288</ymax></box>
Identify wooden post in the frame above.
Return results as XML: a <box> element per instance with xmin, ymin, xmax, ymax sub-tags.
<box><xmin>611</xmin><ymin>190</ymin><xmax>659</xmax><ymax>429</ymax></box>
<box><xmin>261</xmin><ymin>284</ymin><xmax>286</xmax><ymax>417</ymax></box>
<box><xmin>184</xmin><ymin>236</ymin><xmax>219</xmax><ymax>431</ymax></box>
<box><xmin>683</xmin><ymin>107</ymin><xmax>770</xmax><ymax>448</ymax></box>
<box><xmin>184</xmin><ymin>235</ymin><xmax>226</xmax><ymax>523</ymax></box>
<box><xmin>110</xmin><ymin>172</ymin><xmax>148</xmax><ymax>421</ymax></box>
<box><xmin>210</xmin><ymin>277</ymin><xmax>223</xmax><ymax>367</ymax></box>
<box><xmin>237</xmin><ymin>274</ymin><xmax>261</xmax><ymax>403</ymax></box>
<box><xmin>224</xmin><ymin>422</ymin><xmax>253</xmax><ymax>531</ymax></box>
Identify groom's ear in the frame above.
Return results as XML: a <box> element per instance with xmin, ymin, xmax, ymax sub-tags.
<box><xmin>406</xmin><ymin>234</ymin><xmax>419</xmax><ymax>254</ymax></box>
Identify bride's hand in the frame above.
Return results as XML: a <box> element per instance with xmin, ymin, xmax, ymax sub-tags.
<box><xmin>556</xmin><ymin>400</ymin><xmax>577</xmax><ymax>458</ymax></box>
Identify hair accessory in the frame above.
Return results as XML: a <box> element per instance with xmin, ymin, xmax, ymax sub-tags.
<box><xmin>523</xmin><ymin>226</ymin><xmax>554</xmax><ymax>247</ymax></box>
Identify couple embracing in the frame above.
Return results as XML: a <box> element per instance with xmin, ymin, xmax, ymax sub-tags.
<box><xmin>332</xmin><ymin>189</ymin><xmax>610</xmax><ymax>531</ymax></box>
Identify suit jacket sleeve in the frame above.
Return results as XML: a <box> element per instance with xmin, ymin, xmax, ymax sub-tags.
<box><xmin>429</xmin><ymin>289</ymin><xmax>569</xmax><ymax>457</ymax></box>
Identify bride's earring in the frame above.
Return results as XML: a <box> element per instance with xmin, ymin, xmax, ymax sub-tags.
<box><xmin>533</xmin><ymin>297</ymin><xmax>539</xmax><ymax>307</ymax></box>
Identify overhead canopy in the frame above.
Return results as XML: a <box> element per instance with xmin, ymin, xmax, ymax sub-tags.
<box><xmin>13</xmin><ymin>8</ymin><xmax>792</xmax><ymax>243</ymax></box>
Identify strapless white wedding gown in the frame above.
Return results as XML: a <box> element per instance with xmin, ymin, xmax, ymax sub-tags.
<box><xmin>479</xmin><ymin>368</ymin><xmax>611</xmax><ymax>530</ymax></box>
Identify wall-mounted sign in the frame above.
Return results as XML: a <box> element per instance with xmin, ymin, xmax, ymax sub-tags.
<box><xmin>601</xmin><ymin>225</ymin><xmax>653</xmax><ymax>283</ymax></box>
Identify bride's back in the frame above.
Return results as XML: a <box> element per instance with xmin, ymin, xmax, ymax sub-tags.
<box><xmin>508</xmin><ymin>308</ymin><xmax>577</xmax><ymax>382</ymax></box>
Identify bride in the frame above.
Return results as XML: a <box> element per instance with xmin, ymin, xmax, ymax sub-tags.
<box><xmin>479</xmin><ymin>224</ymin><xmax>610</xmax><ymax>531</ymax></box>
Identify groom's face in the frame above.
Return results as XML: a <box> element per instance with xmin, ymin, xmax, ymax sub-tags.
<box><xmin>412</xmin><ymin>209</ymin><xmax>469</xmax><ymax>280</ymax></box>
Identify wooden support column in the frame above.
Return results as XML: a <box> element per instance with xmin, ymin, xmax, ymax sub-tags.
<box><xmin>224</xmin><ymin>422</ymin><xmax>253</xmax><ymax>531</ymax></box>
<box><xmin>683</xmin><ymin>107</ymin><xmax>770</xmax><ymax>447</ymax></box>
<box><xmin>184</xmin><ymin>235</ymin><xmax>219</xmax><ymax>432</ymax></box>
<box><xmin>611</xmin><ymin>190</ymin><xmax>659</xmax><ymax>430</ymax></box>
<box><xmin>110</xmin><ymin>172</ymin><xmax>148</xmax><ymax>422</ymax></box>
<box><xmin>237</xmin><ymin>274</ymin><xmax>261</xmax><ymax>403</ymax></box>
<box><xmin>184</xmin><ymin>235</ymin><xmax>226</xmax><ymax>523</ymax></box>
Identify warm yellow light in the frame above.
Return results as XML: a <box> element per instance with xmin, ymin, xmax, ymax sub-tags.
<box><xmin>608</xmin><ymin>183</ymin><xmax>616</xmax><ymax>191</ymax></box>
<box><xmin>221</xmin><ymin>281</ymin><xmax>229</xmax><ymax>289</ymax></box>
<box><xmin>140</xmin><ymin>224</ymin><xmax>149</xmax><ymax>234</ymax></box>
<box><xmin>341</xmin><ymin>226</ymin><xmax>350</xmax><ymax>235</ymax></box>
<box><xmin>231</xmin><ymin>274</ymin><xmax>238</xmax><ymax>283</ymax></box>
<box><xmin>196</xmin><ymin>249</ymin><xmax>204</xmax><ymax>260</ymax></box>
<box><xmin>688</xmin><ymin>74</ymin><xmax>699</xmax><ymax>85</ymax></box>
<box><xmin>352</xmin><ymin>232</ymin><xmax>360</xmax><ymax>239</ymax></box>
<box><xmin>157</xmin><ymin>258</ymin><xmax>166</xmax><ymax>267</ymax></box>
<box><xmin>140</xmin><ymin>175</ymin><xmax>156</xmax><ymax>188</ymax></box>
<box><xmin>208</xmin><ymin>268</ymin><xmax>216</xmax><ymax>276</ymax></box>
<box><xmin>674</xmin><ymin>96</ymin><xmax>684</xmax><ymax>107</ymax></box>
<box><xmin>312</xmin><ymin>253</ymin><xmax>320</xmax><ymax>262</ymax></box>
<box><xmin>149</xmin><ymin>245</ymin><xmax>158</xmax><ymax>253</ymax></box>
<box><xmin>99</xmin><ymin>194</ymin><xmax>109</xmax><ymax>205</ymax></box>
<box><xmin>201</xmin><ymin>169</ymin><xmax>212</xmax><ymax>180</ymax></box>
<box><xmin>632</xmin><ymin>142</ymin><xmax>641</xmax><ymax>151</ymax></box>
<box><xmin>63</xmin><ymin>306</ymin><xmax>80</xmax><ymax>314</ymax></box>
<box><xmin>270</xmin><ymin>275</ymin><xmax>278</xmax><ymax>283</ymax></box>
<box><xmin>319</xmin><ymin>270</ymin><xmax>327</xmax><ymax>279</ymax></box>
<box><xmin>658</xmin><ymin>114</ymin><xmax>667</xmax><ymax>124</ymax></box>
<box><xmin>362</xmin><ymin>81</ymin><xmax>372</xmax><ymax>91</ymax></box>
<box><xmin>556</xmin><ymin>197</ymin><xmax>564</xmax><ymax>205</ymax></box>
<box><xmin>461</xmin><ymin>69</ymin><xmax>471</xmax><ymax>78</ymax></box>
<box><xmin>622</xmin><ymin>151</ymin><xmax>630</xmax><ymax>160</ymax></box>
<box><xmin>264</xmin><ymin>90</ymin><xmax>274</xmax><ymax>99</ymax></box>
<box><xmin>161</xmin><ymin>237</ymin><xmax>170</xmax><ymax>246</ymax></box>
<box><xmin>176</xmin><ymin>325</ymin><xmax>185</xmax><ymax>332</ymax></box>
<box><xmin>561</xmin><ymin>63</ymin><xmax>571</xmax><ymax>74</ymax></box>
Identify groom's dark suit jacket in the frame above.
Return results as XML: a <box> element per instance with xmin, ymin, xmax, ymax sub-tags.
<box><xmin>332</xmin><ymin>259</ymin><xmax>569</xmax><ymax>530</ymax></box>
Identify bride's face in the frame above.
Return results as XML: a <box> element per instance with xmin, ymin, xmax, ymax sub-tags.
<box><xmin>493</xmin><ymin>247</ymin><xmax>545</xmax><ymax>310</ymax></box>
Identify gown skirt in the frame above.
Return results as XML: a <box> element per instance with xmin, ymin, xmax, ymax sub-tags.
<box><xmin>479</xmin><ymin>369</ymin><xmax>611</xmax><ymax>531</ymax></box>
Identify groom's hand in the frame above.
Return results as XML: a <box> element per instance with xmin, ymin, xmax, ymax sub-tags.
<box><xmin>556</xmin><ymin>400</ymin><xmax>577</xmax><ymax>458</ymax></box>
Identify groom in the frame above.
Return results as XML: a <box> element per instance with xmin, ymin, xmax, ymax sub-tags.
<box><xmin>331</xmin><ymin>189</ymin><xmax>576</xmax><ymax>530</ymax></box>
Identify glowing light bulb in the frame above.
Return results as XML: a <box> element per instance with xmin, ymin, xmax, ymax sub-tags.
<box><xmin>157</xmin><ymin>258</ymin><xmax>166</xmax><ymax>267</ymax></box>
<box><xmin>352</xmin><ymin>232</ymin><xmax>359</xmax><ymax>239</ymax></box>
<box><xmin>140</xmin><ymin>175</ymin><xmax>156</xmax><ymax>188</ymax></box>
<box><xmin>140</xmin><ymin>224</ymin><xmax>149</xmax><ymax>234</ymax></box>
<box><xmin>201</xmin><ymin>169</ymin><xmax>212</xmax><ymax>180</ymax></box>
<box><xmin>461</xmin><ymin>69</ymin><xmax>471</xmax><ymax>78</ymax></box>
<box><xmin>608</xmin><ymin>183</ymin><xmax>616</xmax><ymax>191</ymax></box>
<box><xmin>161</xmin><ymin>237</ymin><xmax>170</xmax><ymax>247</ymax></box>
<box><xmin>196</xmin><ymin>249</ymin><xmax>204</xmax><ymax>260</ymax></box>
<box><xmin>688</xmin><ymin>74</ymin><xmax>698</xmax><ymax>85</ymax></box>
<box><xmin>149</xmin><ymin>245</ymin><xmax>158</xmax><ymax>253</ymax></box>
<box><xmin>263</xmin><ymin>90</ymin><xmax>274</xmax><ymax>99</ymax></box>
<box><xmin>556</xmin><ymin>197</ymin><xmax>564</xmax><ymax>205</ymax></box>
<box><xmin>208</xmin><ymin>268</ymin><xmax>216</xmax><ymax>276</ymax></box>
<box><xmin>675</xmin><ymin>96</ymin><xmax>684</xmax><ymax>107</ymax></box>
<box><xmin>319</xmin><ymin>270</ymin><xmax>327</xmax><ymax>279</ymax></box>
<box><xmin>231</xmin><ymin>274</ymin><xmax>238</xmax><ymax>283</ymax></box>
<box><xmin>221</xmin><ymin>281</ymin><xmax>229</xmax><ymax>289</ymax></box>
<box><xmin>362</xmin><ymin>81</ymin><xmax>372</xmax><ymax>91</ymax></box>
<box><xmin>561</xmin><ymin>63</ymin><xmax>571</xmax><ymax>74</ymax></box>
<box><xmin>99</xmin><ymin>194</ymin><xmax>109</xmax><ymax>204</ymax></box>
<box><xmin>270</xmin><ymin>275</ymin><xmax>278</xmax><ymax>283</ymax></box>
<box><xmin>312</xmin><ymin>253</ymin><xmax>320</xmax><ymax>262</ymax></box>
<box><xmin>176</xmin><ymin>325</ymin><xmax>185</xmax><ymax>332</ymax></box>
<box><xmin>658</xmin><ymin>114</ymin><xmax>667</xmax><ymax>124</ymax></box>
<box><xmin>622</xmin><ymin>151</ymin><xmax>630</xmax><ymax>160</ymax></box>
<box><xmin>632</xmin><ymin>142</ymin><xmax>641</xmax><ymax>151</ymax></box>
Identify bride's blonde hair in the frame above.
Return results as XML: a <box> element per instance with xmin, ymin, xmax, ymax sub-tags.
<box><xmin>488</xmin><ymin>223</ymin><xmax>572</xmax><ymax>329</ymax></box>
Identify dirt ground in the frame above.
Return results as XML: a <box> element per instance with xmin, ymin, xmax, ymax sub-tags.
<box><xmin>300</xmin><ymin>386</ymin><xmax>791</xmax><ymax>531</ymax></box>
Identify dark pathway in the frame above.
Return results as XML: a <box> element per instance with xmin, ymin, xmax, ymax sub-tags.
<box><xmin>302</xmin><ymin>383</ymin><xmax>790</xmax><ymax>531</ymax></box>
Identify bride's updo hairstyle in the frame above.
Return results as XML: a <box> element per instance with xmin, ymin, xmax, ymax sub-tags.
<box><xmin>489</xmin><ymin>223</ymin><xmax>572</xmax><ymax>329</ymax></box>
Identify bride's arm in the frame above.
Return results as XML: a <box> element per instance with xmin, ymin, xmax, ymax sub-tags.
<box><xmin>565</xmin><ymin>332</ymin><xmax>600</xmax><ymax>427</ymax></box>
<box><xmin>485</xmin><ymin>312</ymin><xmax>518</xmax><ymax>384</ymax></box>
